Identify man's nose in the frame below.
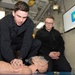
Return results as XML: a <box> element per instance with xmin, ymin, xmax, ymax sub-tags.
<box><xmin>20</xmin><ymin>18</ymin><xmax>23</xmax><ymax>22</ymax></box>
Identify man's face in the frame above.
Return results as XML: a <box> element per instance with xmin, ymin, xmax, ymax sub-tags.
<box><xmin>13</xmin><ymin>10</ymin><xmax>28</xmax><ymax>26</ymax></box>
<box><xmin>44</xmin><ymin>18</ymin><xmax>54</xmax><ymax>31</ymax></box>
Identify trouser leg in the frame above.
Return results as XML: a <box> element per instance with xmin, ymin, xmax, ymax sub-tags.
<box><xmin>54</xmin><ymin>55</ymin><xmax>72</xmax><ymax>72</ymax></box>
<box><xmin>27</xmin><ymin>39</ymin><xmax>41</xmax><ymax>59</ymax></box>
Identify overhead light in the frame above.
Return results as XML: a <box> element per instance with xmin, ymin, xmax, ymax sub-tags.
<box><xmin>53</xmin><ymin>4</ymin><xmax>59</xmax><ymax>10</ymax></box>
<box><xmin>28</xmin><ymin>0</ymin><xmax>35</xmax><ymax>7</ymax></box>
<box><xmin>36</xmin><ymin>22</ymin><xmax>45</xmax><ymax>29</ymax></box>
<box><xmin>0</xmin><ymin>10</ymin><xmax>5</xmax><ymax>19</ymax></box>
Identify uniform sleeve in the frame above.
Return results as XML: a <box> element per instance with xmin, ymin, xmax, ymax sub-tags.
<box><xmin>0</xmin><ymin>19</ymin><xmax>15</xmax><ymax>62</ymax></box>
<box><xmin>57</xmin><ymin>32</ymin><xmax>65</xmax><ymax>55</ymax></box>
<box><xmin>35</xmin><ymin>30</ymin><xmax>42</xmax><ymax>40</ymax></box>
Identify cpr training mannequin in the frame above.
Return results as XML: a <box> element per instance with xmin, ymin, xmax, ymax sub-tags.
<box><xmin>0</xmin><ymin>56</ymin><xmax>48</xmax><ymax>74</ymax></box>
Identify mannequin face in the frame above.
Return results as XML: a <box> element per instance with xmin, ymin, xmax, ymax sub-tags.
<box><xmin>31</xmin><ymin>56</ymin><xmax>48</xmax><ymax>73</ymax></box>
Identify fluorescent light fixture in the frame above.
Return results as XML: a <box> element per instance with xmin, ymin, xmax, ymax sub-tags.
<box><xmin>36</xmin><ymin>22</ymin><xmax>45</xmax><ymax>29</ymax></box>
<box><xmin>0</xmin><ymin>10</ymin><xmax>5</xmax><ymax>19</ymax></box>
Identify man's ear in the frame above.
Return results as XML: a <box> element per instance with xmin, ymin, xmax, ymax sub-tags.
<box><xmin>53</xmin><ymin>22</ymin><xmax>55</xmax><ymax>27</ymax></box>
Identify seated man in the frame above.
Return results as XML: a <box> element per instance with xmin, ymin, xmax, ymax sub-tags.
<box><xmin>35</xmin><ymin>15</ymin><xmax>72</xmax><ymax>72</ymax></box>
<box><xmin>0</xmin><ymin>56</ymin><xmax>48</xmax><ymax>74</ymax></box>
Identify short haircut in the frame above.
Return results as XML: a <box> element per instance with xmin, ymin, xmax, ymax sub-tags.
<box><xmin>14</xmin><ymin>1</ymin><xmax>29</xmax><ymax>12</ymax></box>
<box><xmin>44</xmin><ymin>15</ymin><xmax>55</xmax><ymax>21</ymax></box>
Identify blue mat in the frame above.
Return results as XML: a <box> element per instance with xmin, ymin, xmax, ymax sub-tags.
<box><xmin>33</xmin><ymin>72</ymin><xmax>73</xmax><ymax>75</ymax></box>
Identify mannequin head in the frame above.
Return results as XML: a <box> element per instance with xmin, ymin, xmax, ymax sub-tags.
<box><xmin>31</xmin><ymin>56</ymin><xmax>48</xmax><ymax>73</ymax></box>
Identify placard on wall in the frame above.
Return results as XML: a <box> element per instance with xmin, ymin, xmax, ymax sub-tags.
<box><xmin>63</xmin><ymin>5</ymin><xmax>75</xmax><ymax>32</ymax></box>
